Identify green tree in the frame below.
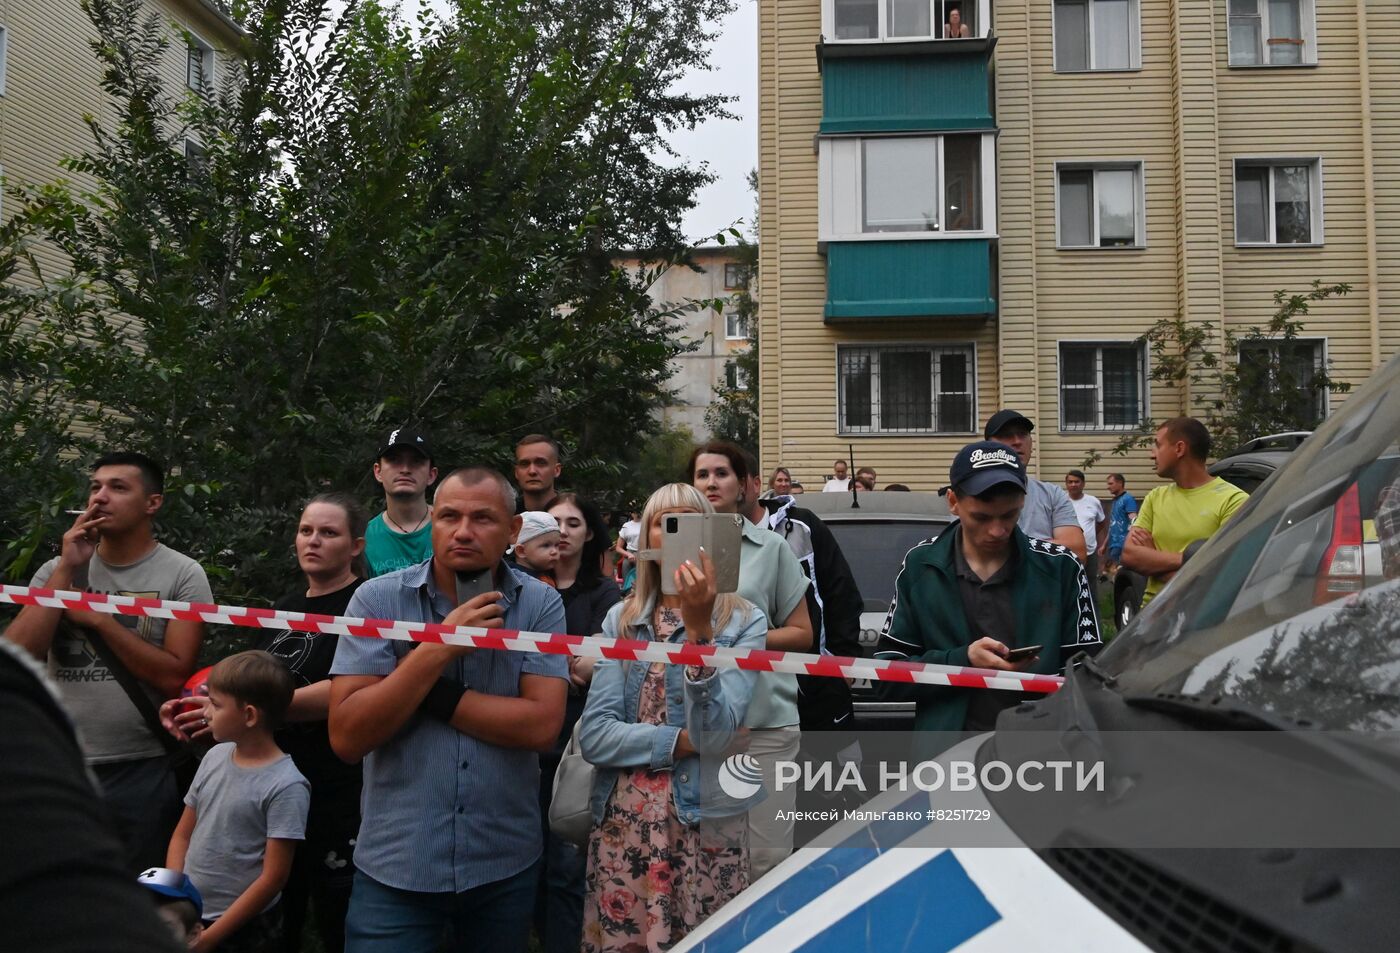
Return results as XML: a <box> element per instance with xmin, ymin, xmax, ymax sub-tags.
<box><xmin>0</xmin><ymin>0</ymin><xmax>735</xmax><ymax>602</ymax></box>
<box><xmin>1084</xmin><ymin>281</ymin><xmax>1353</xmax><ymax>467</ymax></box>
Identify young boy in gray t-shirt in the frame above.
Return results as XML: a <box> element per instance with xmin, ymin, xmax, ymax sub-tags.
<box><xmin>167</xmin><ymin>651</ymin><xmax>310</xmax><ymax>953</ymax></box>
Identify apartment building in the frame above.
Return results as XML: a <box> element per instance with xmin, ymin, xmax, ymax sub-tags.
<box><xmin>618</xmin><ymin>245</ymin><xmax>753</xmax><ymax>438</ymax></box>
<box><xmin>0</xmin><ymin>0</ymin><xmax>242</xmax><ymax>284</ymax></box>
<box><xmin>758</xmin><ymin>0</ymin><xmax>1399</xmax><ymax>491</ymax></box>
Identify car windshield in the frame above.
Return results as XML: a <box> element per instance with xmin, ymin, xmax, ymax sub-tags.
<box><xmin>1099</xmin><ymin>360</ymin><xmax>1400</xmax><ymax>730</ymax></box>
<box><xmin>825</xmin><ymin>519</ymin><xmax>946</xmax><ymax>611</ymax></box>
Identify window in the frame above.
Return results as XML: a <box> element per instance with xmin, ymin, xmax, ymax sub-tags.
<box><xmin>838</xmin><ymin>344</ymin><xmax>974</xmax><ymax>434</ymax></box>
<box><xmin>725</xmin><ymin>312</ymin><xmax>749</xmax><ymax>340</ymax></box>
<box><xmin>1234</xmin><ymin>159</ymin><xmax>1321</xmax><ymax>245</ymax></box>
<box><xmin>821</xmin><ymin>133</ymin><xmax>991</xmax><ymax>240</ymax></box>
<box><xmin>184</xmin><ymin>139</ymin><xmax>207</xmax><ymax>171</ymax></box>
<box><xmin>724</xmin><ymin>362</ymin><xmax>750</xmax><ymax>391</ymax></box>
<box><xmin>187</xmin><ymin>35</ymin><xmax>215</xmax><ymax>93</ymax></box>
<box><xmin>828</xmin><ymin>0</ymin><xmax>981</xmax><ymax>41</ymax></box>
<box><xmin>0</xmin><ymin>25</ymin><xmax>8</xmax><ymax>97</ymax></box>
<box><xmin>1054</xmin><ymin>0</ymin><xmax>1140</xmax><ymax>71</ymax></box>
<box><xmin>1238</xmin><ymin>339</ymin><xmax>1326</xmax><ymax>424</ymax></box>
<box><xmin>1229</xmin><ymin>0</ymin><xmax>1315</xmax><ymax>67</ymax></box>
<box><xmin>1056</xmin><ymin>163</ymin><xmax>1144</xmax><ymax>248</ymax></box>
<box><xmin>723</xmin><ymin>263</ymin><xmax>747</xmax><ymax>290</ymax></box>
<box><xmin>864</xmin><ymin>138</ymin><xmax>939</xmax><ymax>231</ymax></box>
<box><xmin>1059</xmin><ymin>342</ymin><xmax>1146</xmax><ymax>431</ymax></box>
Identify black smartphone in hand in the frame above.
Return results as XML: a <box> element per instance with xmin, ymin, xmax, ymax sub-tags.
<box><xmin>455</xmin><ymin>569</ymin><xmax>493</xmax><ymax>606</ymax></box>
<box><xmin>1004</xmin><ymin>645</ymin><xmax>1040</xmax><ymax>663</ymax></box>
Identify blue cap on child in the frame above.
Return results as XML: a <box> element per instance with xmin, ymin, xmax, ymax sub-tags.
<box><xmin>137</xmin><ymin>867</ymin><xmax>204</xmax><ymax>917</ymax></box>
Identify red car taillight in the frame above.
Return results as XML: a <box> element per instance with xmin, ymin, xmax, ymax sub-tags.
<box><xmin>1315</xmin><ymin>484</ymin><xmax>1364</xmax><ymax>604</ymax></box>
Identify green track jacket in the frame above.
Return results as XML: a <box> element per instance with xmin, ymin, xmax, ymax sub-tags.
<box><xmin>873</xmin><ymin>524</ymin><xmax>1103</xmax><ymax>733</ymax></box>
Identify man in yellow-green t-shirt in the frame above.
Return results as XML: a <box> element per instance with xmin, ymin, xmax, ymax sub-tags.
<box><xmin>1123</xmin><ymin>417</ymin><xmax>1249</xmax><ymax>606</ymax></box>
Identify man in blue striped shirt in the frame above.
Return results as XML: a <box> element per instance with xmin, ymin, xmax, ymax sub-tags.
<box><xmin>329</xmin><ymin>467</ymin><xmax>568</xmax><ymax>953</ymax></box>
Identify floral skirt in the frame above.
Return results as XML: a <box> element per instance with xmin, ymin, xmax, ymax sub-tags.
<box><xmin>582</xmin><ymin>767</ymin><xmax>748</xmax><ymax>953</ymax></box>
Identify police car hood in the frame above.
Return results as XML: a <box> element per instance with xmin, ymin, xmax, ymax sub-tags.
<box><xmin>675</xmin><ymin>735</ymin><xmax>1146</xmax><ymax>953</ymax></box>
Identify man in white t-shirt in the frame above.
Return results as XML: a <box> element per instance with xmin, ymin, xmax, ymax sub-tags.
<box><xmin>1065</xmin><ymin>469</ymin><xmax>1107</xmax><ymax>603</ymax></box>
<box><xmin>612</xmin><ymin>510</ymin><xmax>641</xmax><ymax>592</ymax></box>
<box><xmin>821</xmin><ymin>459</ymin><xmax>851</xmax><ymax>492</ymax></box>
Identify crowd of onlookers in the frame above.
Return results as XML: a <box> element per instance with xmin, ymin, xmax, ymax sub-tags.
<box><xmin>0</xmin><ymin>411</ymin><xmax>1249</xmax><ymax>953</ymax></box>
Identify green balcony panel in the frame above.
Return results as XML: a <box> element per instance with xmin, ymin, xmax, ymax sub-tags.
<box><xmin>825</xmin><ymin>240</ymin><xmax>996</xmax><ymax>320</ymax></box>
<box><xmin>820</xmin><ymin>55</ymin><xmax>993</xmax><ymax>134</ymax></box>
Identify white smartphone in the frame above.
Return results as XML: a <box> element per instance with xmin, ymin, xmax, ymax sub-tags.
<box><xmin>659</xmin><ymin>512</ymin><xmax>743</xmax><ymax>595</ymax></box>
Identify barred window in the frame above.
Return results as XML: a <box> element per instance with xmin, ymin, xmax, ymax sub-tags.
<box><xmin>1238</xmin><ymin>339</ymin><xmax>1325</xmax><ymax>425</ymax></box>
<box><xmin>838</xmin><ymin>344</ymin><xmax>975</xmax><ymax>434</ymax></box>
<box><xmin>1059</xmin><ymin>342</ymin><xmax>1145</xmax><ymax>431</ymax></box>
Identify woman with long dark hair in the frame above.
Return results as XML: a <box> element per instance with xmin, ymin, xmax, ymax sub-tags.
<box><xmin>689</xmin><ymin>441</ymin><xmax>813</xmax><ymax>882</ymax></box>
<box><xmin>536</xmin><ymin>493</ymin><xmax>621</xmax><ymax>953</ymax></box>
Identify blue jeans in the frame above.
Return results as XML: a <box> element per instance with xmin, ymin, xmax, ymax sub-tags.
<box><xmin>534</xmin><ymin>831</ymin><xmax>586</xmax><ymax>953</ymax></box>
<box><xmin>344</xmin><ymin>863</ymin><xmax>539</xmax><ymax>953</ymax></box>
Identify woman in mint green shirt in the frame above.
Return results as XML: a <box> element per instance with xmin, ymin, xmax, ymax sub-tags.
<box><xmin>688</xmin><ymin>441</ymin><xmax>813</xmax><ymax>881</ymax></box>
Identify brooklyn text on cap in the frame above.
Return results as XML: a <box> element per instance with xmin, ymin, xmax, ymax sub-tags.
<box><xmin>948</xmin><ymin>440</ymin><xmax>1029</xmax><ymax>497</ymax></box>
<box><xmin>983</xmin><ymin>409</ymin><xmax>1035</xmax><ymax>440</ymax></box>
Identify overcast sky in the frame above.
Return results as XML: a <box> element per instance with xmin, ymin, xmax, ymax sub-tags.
<box><xmin>334</xmin><ymin>1</ymin><xmax>757</xmax><ymax>243</ymax></box>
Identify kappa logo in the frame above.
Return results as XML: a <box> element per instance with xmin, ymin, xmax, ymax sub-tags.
<box><xmin>969</xmin><ymin>448</ymin><xmax>1020</xmax><ymax>469</ymax></box>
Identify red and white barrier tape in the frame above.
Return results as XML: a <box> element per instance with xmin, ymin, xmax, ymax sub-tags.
<box><xmin>0</xmin><ymin>585</ymin><xmax>1064</xmax><ymax>694</ymax></box>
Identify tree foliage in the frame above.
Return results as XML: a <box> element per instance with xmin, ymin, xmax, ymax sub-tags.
<box><xmin>1084</xmin><ymin>281</ymin><xmax>1353</xmax><ymax>467</ymax></box>
<box><xmin>0</xmin><ymin>0</ymin><xmax>735</xmax><ymax>602</ymax></box>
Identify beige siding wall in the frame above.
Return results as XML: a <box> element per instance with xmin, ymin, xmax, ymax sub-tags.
<box><xmin>0</xmin><ymin>0</ymin><xmax>239</xmax><ymax>288</ymax></box>
<box><xmin>765</xmin><ymin>0</ymin><xmax>1397</xmax><ymax>499</ymax></box>
<box><xmin>1218</xmin><ymin>0</ymin><xmax>1374</xmax><ymax>393</ymax></box>
<box><xmin>758</xmin><ymin>0</ymin><xmax>1004</xmax><ymax>492</ymax></box>
<box><xmin>1372</xmin><ymin>0</ymin><xmax>1400</xmax><ymax>360</ymax></box>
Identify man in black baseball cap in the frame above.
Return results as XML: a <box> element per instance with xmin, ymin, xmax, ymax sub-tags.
<box><xmin>365</xmin><ymin>427</ymin><xmax>438</xmax><ymax>577</ymax></box>
<box><xmin>984</xmin><ymin>409</ymin><xmax>1086</xmax><ymax>561</ymax></box>
<box><xmin>874</xmin><ymin>440</ymin><xmax>1101</xmax><ymax>738</ymax></box>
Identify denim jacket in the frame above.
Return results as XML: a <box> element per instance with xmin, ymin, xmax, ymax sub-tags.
<box><xmin>579</xmin><ymin>598</ymin><xmax>770</xmax><ymax>827</ymax></box>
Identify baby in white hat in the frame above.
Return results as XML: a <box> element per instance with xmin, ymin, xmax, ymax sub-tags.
<box><xmin>513</xmin><ymin>511</ymin><xmax>561</xmax><ymax>586</ymax></box>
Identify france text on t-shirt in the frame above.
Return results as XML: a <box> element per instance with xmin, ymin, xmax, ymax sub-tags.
<box><xmin>31</xmin><ymin>545</ymin><xmax>212</xmax><ymax>764</ymax></box>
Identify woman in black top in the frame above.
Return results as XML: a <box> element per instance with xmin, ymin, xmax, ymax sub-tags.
<box><xmin>258</xmin><ymin>492</ymin><xmax>365</xmax><ymax>953</ymax></box>
<box><xmin>536</xmin><ymin>493</ymin><xmax>621</xmax><ymax>953</ymax></box>
<box><xmin>159</xmin><ymin>492</ymin><xmax>366</xmax><ymax>952</ymax></box>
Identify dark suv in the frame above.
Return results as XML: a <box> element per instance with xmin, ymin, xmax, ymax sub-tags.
<box><xmin>785</xmin><ymin>490</ymin><xmax>951</xmax><ymax>728</ymax></box>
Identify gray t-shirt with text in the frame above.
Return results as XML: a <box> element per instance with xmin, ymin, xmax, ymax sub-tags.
<box><xmin>31</xmin><ymin>544</ymin><xmax>212</xmax><ymax>764</ymax></box>
<box><xmin>184</xmin><ymin>743</ymin><xmax>310</xmax><ymax>920</ymax></box>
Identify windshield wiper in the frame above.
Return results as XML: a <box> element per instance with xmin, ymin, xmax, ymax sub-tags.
<box><xmin>1122</xmin><ymin>692</ymin><xmax>1316</xmax><ymax>731</ymax></box>
<box><xmin>1072</xmin><ymin>652</ymin><xmax>1117</xmax><ymax>687</ymax></box>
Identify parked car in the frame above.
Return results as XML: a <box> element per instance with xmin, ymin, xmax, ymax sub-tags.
<box><xmin>679</xmin><ymin>356</ymin><xmax>1400</xmax><ymax>953</ymax></box>
<box><xmin>789</xmin><ymin>490</ymin><xmax>951</xmax><ymax>728</ymax></box>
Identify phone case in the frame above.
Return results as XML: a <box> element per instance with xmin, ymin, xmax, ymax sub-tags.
<box><xmin>455</xmin><ymin>569</ymin><xmax>494</xmax><ymax>606</ymax></box>
<box><xmin>659</xmin><ymin>513</ymin><xmax>744</xmax><ymax>595</ymax></box>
